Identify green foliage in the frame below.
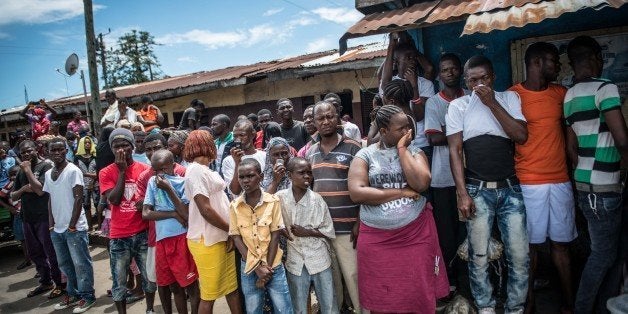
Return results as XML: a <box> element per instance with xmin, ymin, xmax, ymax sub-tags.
<box><xmin>107</xmin><ymin>30</ymin><xmax>162</xmax><ymax>87</ymax></box>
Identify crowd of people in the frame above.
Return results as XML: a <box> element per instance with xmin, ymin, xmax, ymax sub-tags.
<box><xmin>1</xmin><ymin>33</ymin><xmax>626</xmax><ymax>314</ymax></box>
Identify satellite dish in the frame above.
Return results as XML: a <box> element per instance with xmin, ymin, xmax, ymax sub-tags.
<box><xmin>65</xmin><ymin>53</ymin><xmax>79</xmax><ymax>76</ymax></box>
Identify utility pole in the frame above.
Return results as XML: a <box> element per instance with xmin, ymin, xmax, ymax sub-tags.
<box><xmin>83</xmin><ymin>0</ymin><xmax>102</xmax><ymax>136</ymax></box>
<box><xmin>97</xmin><ymin>29</ymin><xmax>111</xmax><ymax>87</ymax></box>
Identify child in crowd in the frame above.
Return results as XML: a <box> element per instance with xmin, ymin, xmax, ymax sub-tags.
<box><xmin>0</xmin><ymin>165</ymin><xmax>30</xmax><ymax>270</ymax></box>
<box><xmin>229</xmin><ymin>158</ymin><xmax>293</xmax><ymax>313</ymax></box>
<box><xmin>275</xmin><ymin>158</ymin><xmax>338</xmax><ymax>313</ymax></box>
<box><xmin>142</xmin><ymin>150</ymin><xmax>200</xmax><ymax>314</ymax></box>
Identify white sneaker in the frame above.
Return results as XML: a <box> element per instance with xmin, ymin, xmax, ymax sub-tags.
<box><xmin>54</xmin><ymin>295</ymin><xmax>80</xmax><ymax>310</ymax></box>
<box><xmin>72</xmin><ymin>299</ymin><xmax>96</xmax><ymax>313</ymax></box>
<box><xmin>478</xmin><ymin>308</ymin><xmax>496</xmax><ymax>314</ymax></box>
<box><xmin>505</xmin><ymin>309</ymin><xmax>524</xmax><ymax>314</ymax></box>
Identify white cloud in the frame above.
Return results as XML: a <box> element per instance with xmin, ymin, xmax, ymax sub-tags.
<box><xmin>248</xmin><ymin>25</ymin><xmax>279</xmax><ymax>44</ymax></box>
<box><xmin>0</xmin><ymin>0</ymin><xmax>104</xmax><ymax>26</ymax></box>
<box><xmin>157</xmin><ymin>24</ymin><xmax>287</xmax><ymax>50</ymax></box>
<box><xmin>157</xmin><ymin>29</ymin><xmax>246</xmax><ymax>49</ymax></box>
<box><xmin>306</xmin><ymin>38</ymin><xmax>333</xmax><ymax>53</ymax></box>
<box><xmin>312</xmin><ymin>7</ymin><xmax>363</xmax><ymax>25</ymax></box>
<box><xmin>263</xmin><ymin>8</ymin><xmax>283</xmax><ymax>16</ymax></box>
<box><xmin>42</xmin><ymin>29</ymin><xmax>83</xmax><ymax>45</ymax></box>
<box><xmin>288</xmin><ymin>16</ymin><xmax>317</xmax><ymax>27</ymax></box>
<box><xmin>0</xmin><ymin>32</ymin><xmax>10</xmax><ymax>39</ymax></box>
<box><xmin>155</xmin><ymin>12</ymin><xmax>320</xmax><ymax>52</ymax></box>
<box><xmin>177</xmin><ymin>56</ymin><xmax>198</xmax><ymax>63</ymax></box>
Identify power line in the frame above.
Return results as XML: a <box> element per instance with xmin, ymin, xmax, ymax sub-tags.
<box><xmin>0</xmin><ymin>52</ymin><xmax>67</xmax><ymax>56</ymax></box>
<box><xmin>278</xmin><ymin>0</ymin><xmax>312</xmax><ymax>12</ymax></box>
<box><xmin>0</xmin><ymin>45</ymin><xmax>70</xmax><ymax>51</ymax></box>
<box><xmin>323</xmin><ymin>0</ymin><xmax>343</xmax><ymax>7</ymax></box>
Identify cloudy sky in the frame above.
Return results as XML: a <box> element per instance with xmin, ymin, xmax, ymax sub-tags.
<box><xmin>0</xmin><ymin>0</ymin><xmax>382</xmax><ymax>109</ymax></box>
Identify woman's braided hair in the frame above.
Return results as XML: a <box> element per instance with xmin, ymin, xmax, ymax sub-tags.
<box><xmin>383</xmin><ymin>79</ymin><xmax>414</xmax><ymax>106</ymax></box>
<box><xmin>375</xmin><ymin>105</ymin><xmax>404</xmax><ymax>129</ymax></box>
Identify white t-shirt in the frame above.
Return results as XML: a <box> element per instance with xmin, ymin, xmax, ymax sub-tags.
<box><xmin>424</xmin><ymin>91</ymin><xmax>469</xmax><ymax>187</ymax></box>
<box><xmin>221</xmin><ymin>150</ymin><xmax>266</xmax><ymax>197</ymax></box>
<box><xmin>445</xmin><ymin>91</ymin><xmax>525</xmax><ymax>141</ymax></box>
<box><xmin>343</xmin><ymin>121</ymin><xmax>362</xmax><ymax>142</ymax></box>
<box><xmin>113</xmin><ymin>108</ymin><xmax>138</xmax><ymax>127</ymax></box>
<box><xmin>101</xmin><ymin>100</ymin><xmax>118</xmax><ymax>127</ymax></box>
<box><xmin>215</xmin><ymin>141</ymin><xmax>229</xmax><ymax>174</ymax></box>
<box><xmin>43</xmin><ymin>163</ymin><xmax>88</xmax><ymax>233</ymax></box>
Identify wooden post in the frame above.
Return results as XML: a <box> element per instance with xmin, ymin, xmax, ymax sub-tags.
<box><xmin>83</xmin><ymin>0</ymin><xmax>102</xmax><ymax>136</ymax></box>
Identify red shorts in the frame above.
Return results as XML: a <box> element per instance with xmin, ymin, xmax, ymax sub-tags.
<box><xmin>155</xmin><ymin>234</ymin><xmax>198</xmax><ymax>287</ymax></box>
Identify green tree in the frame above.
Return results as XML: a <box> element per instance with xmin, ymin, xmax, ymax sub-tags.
<box><xmin>108</xmin><ymin>30</ymin><xmax>163</xmax><ymax>87</ymax></box>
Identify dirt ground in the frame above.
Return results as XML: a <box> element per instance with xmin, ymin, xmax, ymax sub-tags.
<box><xmin>0</xmin><ymin>236</ymin><xmax>567</xmax><ymax>314</ymax></box>
<box><xmin>0</xmin><ymin>241</ymin><xmax>230</xmax><ymax>314</ymax></box>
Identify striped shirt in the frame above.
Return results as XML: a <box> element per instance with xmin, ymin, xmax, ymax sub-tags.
<box><xmin>306</xmin><ymin>135</ymin><xmax>362</xmax><ymax>233</ymax></box>
<box><xmin>564</xmin><ymin>78</ymin><xmax>622</xmax><ymax>185</ymax></box>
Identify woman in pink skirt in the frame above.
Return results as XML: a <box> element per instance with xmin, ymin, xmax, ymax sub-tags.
<box><xmin>348</xmin><ymin>105</ymin><xmax>449</xmax><ymax>313</ymax></box>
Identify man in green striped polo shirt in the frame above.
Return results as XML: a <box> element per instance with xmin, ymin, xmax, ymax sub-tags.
<box><xmin>563</xmin><ymin>35</ymin><xmax>628</xmax><ymax>314</ymax></box>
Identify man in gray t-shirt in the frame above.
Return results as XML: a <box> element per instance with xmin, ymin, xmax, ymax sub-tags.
<box><xmin>424</xmin><ymin>53</ymin><xmax>469</xmax><ymax>294</ymax></box>
<box><xmin>178</xmin><ymin>99</ymin><xmax>205</xmax><ymax>130</ymax></box>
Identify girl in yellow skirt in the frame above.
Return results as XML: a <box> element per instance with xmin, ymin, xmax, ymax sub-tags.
<box><xmin>183</xmin><ymin>130</ymin><xmax>243</xmax><ymax>313</ymax></box>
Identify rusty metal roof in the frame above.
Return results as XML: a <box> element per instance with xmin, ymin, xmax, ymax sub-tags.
<box><xmin>340</xmin><ymin>0</ymin><xmax>628</xmax><ymax>54</ymax></box>
<box><xmin>463</xmin><ymin>0</ymin><xmax>628</xmax><ymax>34</ymax></box>
<box><xmin>20</xmin><ymin>44</ymin><xmax>385</xmax><ymax>111</ymax></box>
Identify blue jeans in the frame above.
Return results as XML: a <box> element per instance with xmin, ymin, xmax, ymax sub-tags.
<box><xmin>50</xmin><ymin>230</ymin><xmax>95</xmax><ymax>302</ymax></box>
<box><xmin>240</xmin><ymin>263</ymin><xmax>293</xmax><ymax>314</ymax></box>
<box><xmin>286</xmin><ymin>266</ymin><xmax>337</xmax><ymax>314</ymax></box>
<box><xmin>466</xmin><ymin>183</ymin><xmax>529</xmax><ymax>311</ymax></box>
<box><xmin>574</xmin><ymin>191</ymin><xmax>622</xmax><ymax>314</ymax></box>
<box><xmin>109</xmin><ymin>231</ymin><xmax>156</xmax><ymax>302</ymax></box>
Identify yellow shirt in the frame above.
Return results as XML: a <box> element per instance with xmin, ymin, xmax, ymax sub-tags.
<box><xmin>229</xmin><ymin>192</ymin><xmax>284</xmax><ymax>274</ymax></box>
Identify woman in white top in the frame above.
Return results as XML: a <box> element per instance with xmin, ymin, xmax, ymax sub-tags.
<box><xmin>182</xmin><ymin>130</ymin><xmax>242</xmax><ymax>313</ymax></box>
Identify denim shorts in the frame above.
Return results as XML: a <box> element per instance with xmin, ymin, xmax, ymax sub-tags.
<box><xmin>12</xmin><ymin>214</ymin><xmax>24</xmax><ymax>241</ymax></box>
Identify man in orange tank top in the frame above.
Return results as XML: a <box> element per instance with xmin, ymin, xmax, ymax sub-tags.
<box><xmin>509</xmin><ymin>42</ymin><xmax>576</xmax><ymax>313</ymax></box>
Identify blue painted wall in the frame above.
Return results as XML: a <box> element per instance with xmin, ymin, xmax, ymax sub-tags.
<box><xmin>409</xmin><ymin>5</ymin><xmax>628</xmax><ymax>91</ymax></box>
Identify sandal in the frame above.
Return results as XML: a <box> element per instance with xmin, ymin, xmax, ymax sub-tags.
<box><xmin>16</xmin><ymin>260</ymin><xmax>32</xmax><ymax>270</ymax></box>
<box><xmin>48</xmin><ymin>287</ymin><xmax>65</xmax><ymax>299</ymax></box>
<box><xmin>27</xmin><ymin>284</ymin><xmax>53</xmax><ymax>298</ymax></box>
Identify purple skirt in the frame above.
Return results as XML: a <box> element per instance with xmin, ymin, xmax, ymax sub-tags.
<box><xmin>357</xmin><ymin>204</ymin><xmax>449</xmax><ymax>312</ymax></box>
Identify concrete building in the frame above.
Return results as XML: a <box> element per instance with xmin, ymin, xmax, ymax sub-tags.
<box><xmin>0</xmin><ymin>44</ymin><xmax>385</xmax><ymax>142</ymax></box>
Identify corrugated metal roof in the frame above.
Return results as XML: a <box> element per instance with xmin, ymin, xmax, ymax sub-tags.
<box><xmin>4</xmin><ymin>44</ymin><xmax>384</xmax><ymax>113</ymax></box>
<box><xmin>425</xmin><ymin>0</ymin><xmax>543</xmax><ymax>24</ymax></box>
<box><xmin>463</xmin><ymin>0</ymin><xmax>628</xmax><ymax>34</ymax></box>
<box><xmin>343</xmin><ymin>1</ymin><xmax>439</xmax><ymax>37</ymax></box>
<box><xmin>340</xmin><ymin>0</ymin><xmax>628</xmax><ymax>54</ymax></box>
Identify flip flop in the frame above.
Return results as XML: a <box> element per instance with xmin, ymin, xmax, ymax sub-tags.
<box><xmin>27</xmin><ymin>285</ymin><xmax>53</xmax><ymax>298</ymax></box>
<box><xmin>47</xmin><ymin>287</ymin><xmax>65</xmax><ymax>299</ymax></box>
